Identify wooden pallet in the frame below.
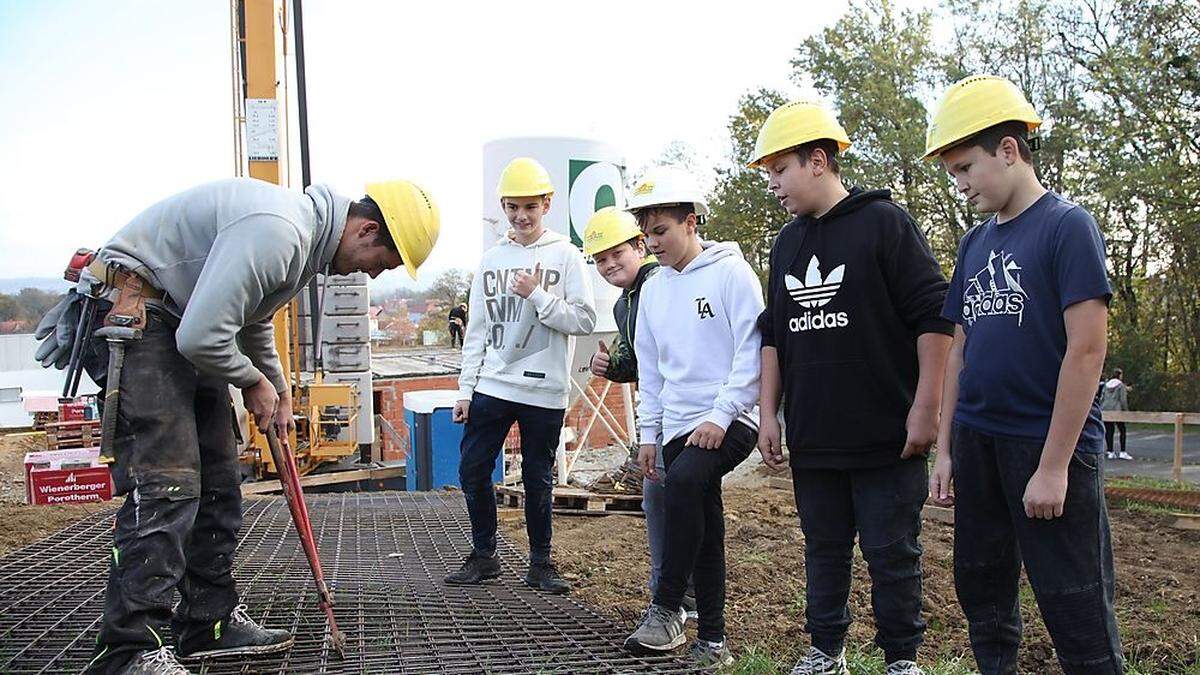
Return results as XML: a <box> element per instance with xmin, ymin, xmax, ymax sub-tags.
<box><xmin>496</xmin><ymin>484</ymin><xmax>644</xmax><ymax>515</ymax></box>
<box><xmin>44</xmin><ymin>419</ymin><xmax>100</xmax><ymax>450</ymax></box>
<box><xmin>32</xmin><ymin>411</ymin><xmax>58</xmax><ymax>431</ymax></box>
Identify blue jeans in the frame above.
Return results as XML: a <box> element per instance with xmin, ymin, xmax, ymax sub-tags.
<box><xmin>951</xmin><ymin>423</ymin><xmax>1123</xmax><ymax>675</ymax></box>
<box><xmin>642</xmin><ymin>444</ymin><xmax>668</xmax><ymax>594</ymax></box>
<box><xmin>792</xmin><ymin>458</ymin><xmax>927</xmax><ymax>664</ymax></box>
<box><xmin>458</xmin><ymin>392</ymin><xmax>565</xmax><ymax>565</ymax></box>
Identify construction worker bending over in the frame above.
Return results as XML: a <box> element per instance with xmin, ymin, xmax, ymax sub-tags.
<box><xmin>447</xmin><ymin>157</ymin><xmax>596</xmax><ymax>594</ymax></box>
<box><xmin>34</xmin><ymin>177</ymin><xmax>439</xmax><ymax>675</ymax></box>
<box><xmin>622</xmin><ymin>167</ymin><xmax>763</xmax><ymax>668</ymax></box>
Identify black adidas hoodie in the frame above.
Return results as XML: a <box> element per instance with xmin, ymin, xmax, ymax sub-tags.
<box><xmin>759</xmin><ymin>187</ymin><xmax>953</xmax><ymax>469</ymax></box>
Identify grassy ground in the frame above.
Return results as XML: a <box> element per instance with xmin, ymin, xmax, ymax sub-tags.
<box><xmin>1108</xmin><ymin>474</ymin><xmax>1199</xmax><ymax>492</ymax></box>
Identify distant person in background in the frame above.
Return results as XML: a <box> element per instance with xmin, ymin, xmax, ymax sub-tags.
<box><xmin>1100</xmin><ymin>368</ymin><xmax>1132</xmax><ymax>460</ymax></box>
<box><xmin>448</xmin><ymin>302</ymin><xmax>467</xmax><ymax>348</ymax></box>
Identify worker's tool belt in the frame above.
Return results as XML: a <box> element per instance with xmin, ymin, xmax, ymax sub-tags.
<box><xmin>86</xmin><ymin>260</ymin><xmax>163</xmax><ymax>330</ymax></box>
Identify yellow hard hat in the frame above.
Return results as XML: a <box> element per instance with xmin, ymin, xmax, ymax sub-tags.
<box><xmin>747</xmin><ymin>100</ymin><xmax>852</xmax><ymax>168</ymax></box>
<box><xmin>923</xmin><ymin>75</ymin><xmax>1042</xmax><ymax>159</ymax></box>
<box><xmin>365</xmin><ymin>179</ymin><xmax>440</xmax><ymax>280</ymax></box>
<box><xmin>582</xmin><ymin>207</ymin><xmax>642</xmax><ymax>257</ymax></box>
<box><xmin>497</xmin><ymin>157</ymin><xmax>554</xmax><ymax>198</ymax></box>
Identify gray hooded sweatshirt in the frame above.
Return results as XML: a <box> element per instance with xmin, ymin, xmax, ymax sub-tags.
<box><xmin>95</xmin><ymin>178</ymin><xmax>349</xmax><ymax>393</ymax></box>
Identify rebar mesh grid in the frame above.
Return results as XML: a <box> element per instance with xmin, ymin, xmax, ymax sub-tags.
<box><xmin>0</xmin><ymin>492</ymin><xmax>700</xmax><ymax>674</ymax></box>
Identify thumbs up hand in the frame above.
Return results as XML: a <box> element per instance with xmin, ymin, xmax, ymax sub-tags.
<box><xmin>510</xmin><ymin>263</ymin><xmax>542</xmax><ymax>299</ymax></box>
<box><xmin>590</xmin><ymin>340</ymin><xmax>612</xmax><ymax>378</ymax></box>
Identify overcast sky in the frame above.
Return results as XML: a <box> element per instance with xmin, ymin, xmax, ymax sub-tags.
<box><xmin>0</xmin><ymin>0</ymin><xmax>930</xmax><ymax>292</ymax></box>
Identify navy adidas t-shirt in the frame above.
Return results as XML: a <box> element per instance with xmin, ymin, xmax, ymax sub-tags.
<box><xmin>942</xmin><ymin>192</ymin><xmax>1111</xmax><ymax>452</ymax></box>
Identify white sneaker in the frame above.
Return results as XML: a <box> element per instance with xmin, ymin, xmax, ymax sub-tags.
<box><xmin>1107</xmin><ymin>452</ymin><xmax>1116</xmax><ymax>459</ymax></box>
<box><xmin>1118</xmin><ymin>451</ymin><xmax>1134</xmax><ymax>460</ymax></box>
<box><xmin>790</xmin><ymin>646</ymin><xmax>849</xmax><ymax>675</ymax></box>
<box><xmin>886</xmin><ymin>660</ymin><xmax>925</xmax><ymax>675</ymax></box>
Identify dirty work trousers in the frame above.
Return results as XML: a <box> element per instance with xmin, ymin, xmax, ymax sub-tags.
<box><xmin>458</xmin><ymin>391</ymin><xmax>565</xmax><ymax>565</ymax></box>
<box><xmin>791</xmin><ymin>457</ymin><xmax>927</xmax><ymax>664</ymax></box>
<box><xmin>652</xmin><ymin>421</ymin><xmax>755</xmax><ymax>643</ymax></box>
<box><xmin>951</xmin><ymin>423</ymin><xmax>1124</xmax><ymax>675</ymax></box>
<box><xmin>84</xmin><ymin>306</ymin><xmax>242</xmax><ymax>673</ymax></box>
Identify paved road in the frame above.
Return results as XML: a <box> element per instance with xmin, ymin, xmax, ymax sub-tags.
<box><xmin>1102</xmin><ymin>426</ymin><xmax>1200</xmax><ymax>485</ymax></box>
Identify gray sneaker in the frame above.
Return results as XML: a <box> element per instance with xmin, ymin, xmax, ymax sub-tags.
<box><xmin>790</xmin><ymin>646</ymin><xmax>849</xmax><ymax>675</ymax></box>
<box><xmin>687</xmin><ymin>638</ymin><xmax>734</xmax><ymax>668</ymax></box>
<box><xmin>623</xmin><ymin>603</ymin><xmax>685</xmax><ymax>654</ymax></box>
<box><xmin>115</xmin><ymin>647</ymin><xmax>192</xmax><ymax>675</ymax></box>
<box><xmin>886</xmin><ymin>660</ymin><xmax>925</xmax><ymax>675</ymax></box>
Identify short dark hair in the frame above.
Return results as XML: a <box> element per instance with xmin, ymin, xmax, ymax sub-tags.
<box><xmin>634</xmin><ymin>204</ymin><xmax>699</xmax><ymax>230</ymax></box>
<box><xmin>793</xmin><ymin>138</ymin><xmax>841</xmax><ymax>174</ymax></box>
<box><xmin>349</xmin><ymin>196</ymin><xmax>397</xmax><ymax>252</ymax></box>
<box><xmin>959</xmin><ymin>120</ymin><xmax>1033</xmax><ymax>163</ymax></box>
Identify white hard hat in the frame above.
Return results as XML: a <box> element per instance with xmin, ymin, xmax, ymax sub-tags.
<box><xmin>626</xmin><ymin>166</ymin><xmax>709</xmax><ymax>217</ymax></box>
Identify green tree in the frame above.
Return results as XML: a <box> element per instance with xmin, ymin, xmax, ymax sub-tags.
<box><xmin>791</xmin><ymin>0</ymin><xmax>969</xmax><ymax>265</ymax></box>
<box><xmin>706</xmin><ymin>88</ymin><xmax>790</xmax><ymax>283</ymax></box>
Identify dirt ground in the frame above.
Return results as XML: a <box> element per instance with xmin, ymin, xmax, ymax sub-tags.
<box><xmin>500</xmin><ymin>479</ymin><xmax>1200</xmax><ymax>673</ymax></box>
<box><xmin>0</xmin><ymin>433</ymin><xmax>110</xmax><ymax>556</ymax></box>
<box><xmin>3</xmin><ymin>428</ymin><xmax>1198</xmax><ymax>671</ymax></box>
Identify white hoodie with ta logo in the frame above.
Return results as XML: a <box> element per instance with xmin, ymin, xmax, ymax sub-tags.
<box><xmin>458</xmin><ymin>230</ymin><xmax>597</xmax><ymax>409</ymax></box>
<box><xmin>635</xmin><ymin>241</ymin><xmax>764</xmax><ymax>445</ymax></box>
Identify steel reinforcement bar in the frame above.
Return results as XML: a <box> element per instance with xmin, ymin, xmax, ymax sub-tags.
<box><xmin>0</xmin><ymin>491</ymin><xmax>699</xmax><ymax>674</ymax></box>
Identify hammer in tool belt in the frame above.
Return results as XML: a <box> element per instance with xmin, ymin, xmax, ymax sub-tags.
<box><xmin>95</xmin><ymin>264</ymin><xmax>154</xmax><ymax>464</ymax></box>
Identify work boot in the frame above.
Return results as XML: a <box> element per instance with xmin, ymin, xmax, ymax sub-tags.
<box><xmin>687</xmin><ymin>637</ymin><xmax>734</xmax><ymax>668</ymax></box>
<box><xmin>524</xmin><ymin>561</ymin><xmax>570</xmax><ymax>594</ymax></box>
<box><xmin>623</xmin><ymin>603</ymin><xmax>686</xmax><ymax>655</ymax></box>
<box><xmin>177</xmin><ymin>604</ymin><xmax>293</xmax><ymax>658</ymax></box>
<box><xmin>886</xmin><ymin>660</ymin><xmax>925</xmax><ymax>675</ymax></box>
<box><xmin>790</xmin><ymin>646</ymin><xmax>849</xmax><ymax>675</ymax></box>
<box><xmin>444</xmin><ymin>551</ymin><xmax>501</xmax><ymax>585</ymax></box>
<box><xmin>114</xmin><ymin>647</ymin><xmax>192</xmax><ymax>674</ymax></box>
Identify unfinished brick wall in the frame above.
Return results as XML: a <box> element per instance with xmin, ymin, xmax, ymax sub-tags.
<box><xmin>373</xmin><ymin>375</ymin><xmax>634</xmax><ymax>462</ymax></box>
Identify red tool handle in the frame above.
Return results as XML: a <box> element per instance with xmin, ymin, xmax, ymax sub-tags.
<box><xmin>265</xmin><ymin>426</ymin><xmax>347</xmax><ymax>656</ymax></box>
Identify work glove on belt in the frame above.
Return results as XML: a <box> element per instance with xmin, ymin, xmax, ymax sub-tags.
<box><xmin>33</xmin><ymin>289</ymin><xmax>86</xmax><ymax>369</ymax></box>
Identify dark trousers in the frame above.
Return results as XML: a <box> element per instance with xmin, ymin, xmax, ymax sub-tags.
<box><xmin>449</xmin><ymin>324</ymin><xmax>464</xmax><ymax>348</ymax></box>
<box><xmin>458</xmin><ymin>392</ymin><xmax>565</xmax><ymax>564</ymax></box>
<box><xmin>85</xmin><ymin>309</ymin><xmax>243</xmax><ymax>673</ymax></box>
<box><xmin>791</xmin><ymin>458</ymin><xmax>927</xmax><ymax>664</ymax></box>
<box><xmin>951</xmin><ymin>424</ymin><xmax>1123</xmax><ymax>675</ymax></box>
<box><xmin>653</xmin><ymin>421</ymin><xmax>755</xmax><ymax>643</ymax></box>
<box><xmin>1104</xmin><ymin>421</ymin><xmax>1126</xmax><ymax>454</ymax></box>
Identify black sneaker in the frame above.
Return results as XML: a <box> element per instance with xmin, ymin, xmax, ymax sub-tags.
<box><xmin>177</xmin><ymin>604</ymin><xmax>293</xmax><ymax>659</ymax></box>
<box><xmin>113</xmin><ymin>647</ymin><xmax>192</xmax><ymax>674</ymax></box>
<box><xmin>524</xmin><ymin>561</ymin><xmax>570</xmax><ymax>594</ymax></box>
<box><xmin>444</xmin><ymin>551</ymin><xmax>501</xmax><ymax>585</ymax></box>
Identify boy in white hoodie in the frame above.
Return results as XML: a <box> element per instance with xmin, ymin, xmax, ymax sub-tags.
<box><xmin>446</xmin><ymin>157</ymin><xmax>597</xmax><ymax>593</ymax></box>
<box><xmin>622</xmin><ymin>167</ymin><xmax>764</xmax><ymax>667</ymax></box>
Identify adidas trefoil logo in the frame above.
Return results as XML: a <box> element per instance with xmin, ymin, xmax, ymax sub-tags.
<box><xmin>786</xmin><ymin>256</ymin><xmax>844</xmax><ymax>308</ymax></box>
<box><xmin>785</xmin><ymin>256</ymin><xmax>849</xmax><ymax>332</ymax></box>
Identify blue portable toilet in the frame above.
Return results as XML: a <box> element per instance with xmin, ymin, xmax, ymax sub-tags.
<box><xmin>403</xmin><ymin>390</ymin><xmax>503</xmax><ymax>491</ymax></box>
